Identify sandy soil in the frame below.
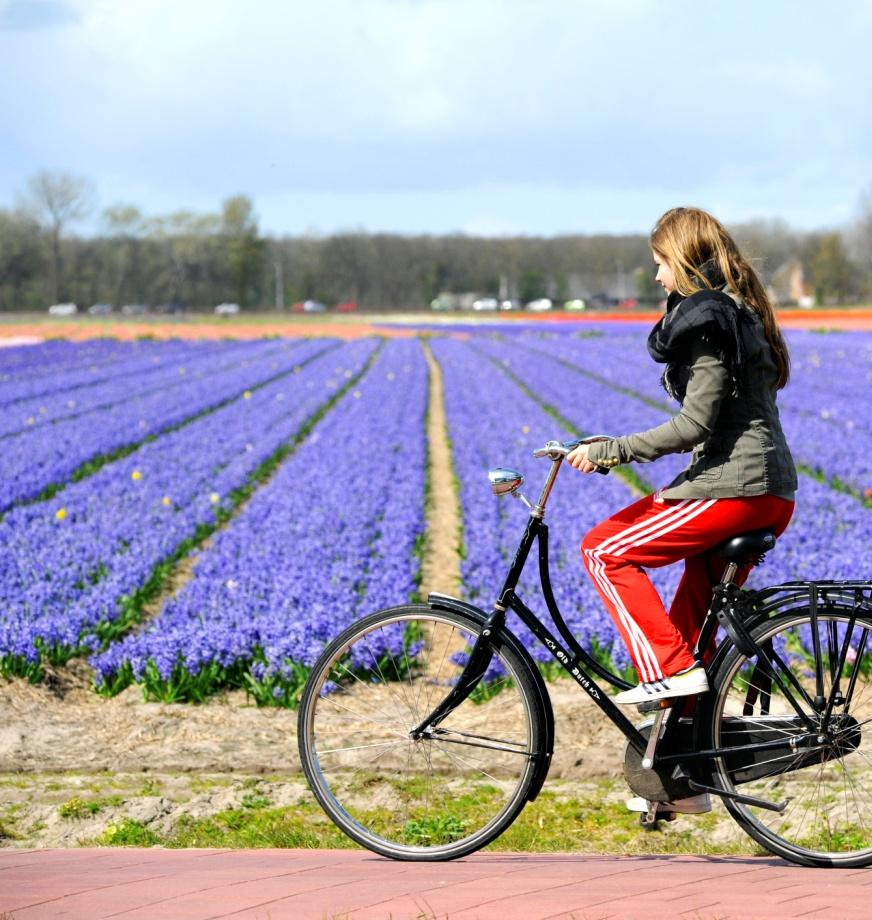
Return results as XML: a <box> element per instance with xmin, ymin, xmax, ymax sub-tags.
<box><xmin>0</xmin><ymin>669</ymin><xmax>631</xmax><ymax>847</ymax></box>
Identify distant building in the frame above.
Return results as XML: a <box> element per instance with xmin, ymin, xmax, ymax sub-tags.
<box><xmin>768</xmin><ymin>259</ymin><xmax>813</xmax><ymax>307</ymax></box>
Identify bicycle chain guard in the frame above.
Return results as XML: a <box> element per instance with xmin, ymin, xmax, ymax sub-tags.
<box><xmin>622</xmin><ymin>720</ymin><xmax>696</xmax><ymax>802</ymax></box>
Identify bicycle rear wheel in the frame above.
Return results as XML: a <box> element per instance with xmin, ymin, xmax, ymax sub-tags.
<box><xmin>297</xmin><ymin>604</ymin><xmax>545</xmax><ymax>860</ymax></box>
<box><xmin>706</xmin><ymin>606</ymin><xmax>872</xmax><ymax>867</ymax></box>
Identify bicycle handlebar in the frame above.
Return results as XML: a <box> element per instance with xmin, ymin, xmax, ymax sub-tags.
<box><xmin>532</xmin><ymin>435</ymin><xmax>614</xmax><ymax>460</ymax></box>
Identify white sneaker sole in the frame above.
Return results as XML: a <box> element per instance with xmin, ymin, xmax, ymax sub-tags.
<box><xmin>626</xmin><ymin>794</ymin><xmax>711</xmax><ymax>815</ymax></box>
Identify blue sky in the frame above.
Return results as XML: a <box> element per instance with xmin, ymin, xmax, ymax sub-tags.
<box><xmin>1</xmin><ymin>0</ymin><xmax>870</xmax><ymax>237</ymax></box>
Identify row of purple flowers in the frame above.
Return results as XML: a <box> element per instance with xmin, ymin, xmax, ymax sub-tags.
<box><xmin>1</xmin><ymin>338</ymin><xmax>198</xmax><ymax>405</ymax></box>
<box><xmin>90</xmin><ymin>339</ymin><xmax>428</xmax><ymax>704</ymax></box>
<box><xmin>2</xmin><ymin>324</ymin><xmax>868</xmax><ymax>700</ymax></box>
<box><xmin>472</xmin><ymin>330</ymin><xmax>870</xmax><ymax>580</ymax></box>
<box><xmin>433</xmin><ymin>332</ymin><xmax>870</xmax><ymax>675</ymax></box>
<box><xmin>0</xmin><ymin>338</ymin><xmax>336</xmax><ymax>513</ymax></box>
<box><xmin>1</xmin><ymin>340</ymin><xmax>267</xmax><ymax>437</ymax></box>
<box><xmin>430</xmin><ymin>335</ymin><xmax>633</xmax><ymax>669</ymax></box>
<box><xmin>0</xmin><ymin>338</ymin><xmax>378</xmax><ymax>680</ymax></box>
<box><xmin>510</xmin><ymin>325</ymin><xmax>872</xmax><ymax>498</ymax></box>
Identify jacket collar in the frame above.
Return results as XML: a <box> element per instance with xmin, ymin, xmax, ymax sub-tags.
<box><xmin>665</xmin><ymin>259</ymin><xmax>728</xmax><ymax>314</ymax></box>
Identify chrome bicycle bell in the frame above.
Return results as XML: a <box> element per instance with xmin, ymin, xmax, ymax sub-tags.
<box><xmin>488</xmin><ymin>467</ymin><xmax>524</xmax><ymax>496</ymax></box>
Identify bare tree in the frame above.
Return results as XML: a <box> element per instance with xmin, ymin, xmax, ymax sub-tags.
<box><xmin>221</xmin><ymin>195</ymin><xmax>264</xmax><ymax>307</ymax></box>
<box><xmin>17</xmin><ymin>169</ymin><xmax>95</xmax><ymax>303</ymax></box>
<box><xmin>101</xmin><ymin>204</ymin><xmax>145</xmax><ymax>306</ymax></box>
<box><xmin>852</xmin><ymin>186</ymin><xmax>872</xmax><ymax>298</ymax></box>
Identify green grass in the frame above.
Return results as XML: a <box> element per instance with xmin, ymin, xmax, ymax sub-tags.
<box><xmin>76</xmin><ymin>777</ymin><xmax>758</xmax><ymax>857</ymax></box>
<box><xmin>58</xmin><ymin>795</ymin><xmax>123</xmax><ymax>819</ymax></box>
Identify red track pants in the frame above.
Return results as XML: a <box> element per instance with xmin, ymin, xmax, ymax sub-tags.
<box><xmin>581</xmin><ymin>492</ymin><xmax>794</xmax><ymax>683</ymax></box>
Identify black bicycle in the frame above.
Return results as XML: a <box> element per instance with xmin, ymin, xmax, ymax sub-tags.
<box><xmin>298</xmin><ymin>437</ymin><xmax>872</xmax><ymax>868</ymax></box>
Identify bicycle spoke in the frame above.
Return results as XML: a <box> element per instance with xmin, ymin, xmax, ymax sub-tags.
<box><xmin>434</xmin><ymin>727</ymin><xmax>529</xmax><ymax>749</ymax></box>
<box><xmin>428</xmin><ymin>735</ymin><xmax>533</xmax><ymax>757</ymax></box>
<box><xmin>317</xmin><ymin>737</ymin><xmax>412</xmax><ymax>756</ymax></box>
<box><xmin>843</xmin><ymin>627</ymin><xmax>869</xmax><ymax>712</ymax></box>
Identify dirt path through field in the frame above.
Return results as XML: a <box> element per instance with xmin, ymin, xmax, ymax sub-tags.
<box><xmin>419</xmin><ymin>342</ymin><xmax>462</xmax><ymax>597</ymax></box>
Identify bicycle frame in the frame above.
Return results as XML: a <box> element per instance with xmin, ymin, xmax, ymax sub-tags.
<box><xmin>412</xmin><ymin>440</ymin><xmax>872</xmax><ymax>809</ymax></box>
<box><xmin>413</xmin><ymin>443</ymin><xmax>657</xmax><ymax>764</ymax></box>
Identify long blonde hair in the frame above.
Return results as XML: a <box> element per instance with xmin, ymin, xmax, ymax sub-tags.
<box><xmin>651</xmin><ymin>207</ymin><xmax>790</xmax><ymax>389</ymax></box>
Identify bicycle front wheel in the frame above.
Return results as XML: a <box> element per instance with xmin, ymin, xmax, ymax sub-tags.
<box><xmin>706</xmin><ymin>606</ymin><xmax>872</xmax><ymax>867</ymax></box>
<box><xmin>297</xmin><ymin>604</ymin><xmax>545</xmax><ymax>860</ymax></box>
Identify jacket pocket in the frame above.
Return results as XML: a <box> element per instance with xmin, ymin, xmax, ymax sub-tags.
<box><xmin>750</xmin><ymin>420</ymin><xmax>774</xmax><ymax>489</ymax></box>
<box><xmin>687</xmin><ymin>445</ymin><xmax>724</xmax><ymax>482</ymax></box>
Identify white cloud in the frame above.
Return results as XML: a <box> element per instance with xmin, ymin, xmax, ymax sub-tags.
<box><xmin>0</xmin><ymin>0</ymin><xmax>869</xmax><ymax>233</ymax></box>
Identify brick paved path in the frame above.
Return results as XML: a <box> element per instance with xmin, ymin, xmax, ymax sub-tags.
<box><xmin>1</xmin><ymin>848</ymin><xmax>869</xmax><ymax>920</ymax></box>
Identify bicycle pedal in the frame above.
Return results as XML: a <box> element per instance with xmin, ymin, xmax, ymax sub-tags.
<box><xmin>636</xmin><ymin>698</ymin><xmax>673</xmax><ymax>714</ymax></box>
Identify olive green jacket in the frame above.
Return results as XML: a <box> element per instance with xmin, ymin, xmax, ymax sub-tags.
<box><xmin>586</xmin><ymin>296</ymin><xmax>797</xmax><ymax>500</ymax></box>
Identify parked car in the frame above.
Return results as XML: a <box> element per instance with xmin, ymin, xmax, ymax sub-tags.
<box><xmin>48</xmin><ymin>303</ymin><xmax>77</xmax><ymax>316</ymax></box>
<box><xmin>290</xmin><ymin>300</ymin><xmax>327</xmax><ymax>313</ymax></box>
<box><xmin>564</xmin><ymin>299</ymin><xmax>586</xmax><ymax>311</ymax></box>
<box><xmin>48</xmin><ymin>303</ymin><xmax>79</xmax><ymax>316</ymax></box>
<box><xmin>472</xmin><ymin>297</ymin><xmax>499</xmax><ymax>311</ymax></box>
<box><xmin>430</xmin><ymin>293</ymin><xmax>457</xmax><ymax>311</ymax></box>
<box><xmin>87</xmin><ymin>302</ymin><xmax>113</xmax><ymax>316</ymax></box>
<box><xmin>525</xmin><ymin>298</ymin><xmax>553</xmax><ymax>312</ymax></box>
<box><xmin>588</xmin><ymin>293</ymin><xmax>618</xmax><ymax>310</ymax></box>
<box><xmin>214</xmin><ymin>302</ymin><xmax>240</xmax><ymax>316</ymax></box>
<box><xmin>155</xmin><ymin>301</ymin><xmax>184</xmax><ymax>314</ymax></box>
<box><xmin>500</xmin><ymin>299</ymin><xmax>522</xmax><ymax>311</ymax></box>
<box><xmin>121</xmin><ymin>303</ymin><xmax>149</xmax><ymax>316</ymax></box>
<box><xmin>334</xmin><ymin>301</ymin><xmax>358</xmax><ymax>313</ymax></box>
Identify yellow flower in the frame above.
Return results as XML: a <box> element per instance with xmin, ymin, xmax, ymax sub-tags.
<box><xmin>522</xmin><ymin>425</ymin><xmax>530</xmax><ymax>434</ymax></box>
<box><xmin>209</xmin><ymin>492</ymin><xmax>220</xmax><ymax>504</ymax></box>
<box><xmin>55</xmin><ymin>507</ymin><xmax>67</xmax><ymax>521</ymax></box>
<box><xmin>353</xmin><ymin>390</ymin><xmax>362</xmax><ymax>399</ymax></box>
<box><xmin>243</xmin><ymin>390</ymin><xmax>252</xmax><ymax>399</ymax></box>
<box><xmin>131</xmin><ymin>470</ymin><xmax>142</xmax><ymax>481</ymax></box>
<box><xmin>161</xmin><ymin>496</ymin><xmax>172</xmax><ymax>507</ymax></box>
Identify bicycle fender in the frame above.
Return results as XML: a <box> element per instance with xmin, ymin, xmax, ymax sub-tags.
<box><xmin>427</xmin><ymin>592</ymin><xmax>555</xmax><ymax>801</ymax></box>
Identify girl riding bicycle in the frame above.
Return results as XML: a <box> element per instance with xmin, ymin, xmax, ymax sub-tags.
<box><xmin>568</xmin><ymin>206</ymin><xmax>796</xmax><ymax>721</ymax></box>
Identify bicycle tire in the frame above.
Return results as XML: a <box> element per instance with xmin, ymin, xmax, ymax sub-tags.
<box><xmin>297</xmin><ymin>604</ymin><xmax>546</xmax><ymax>860</ymax></box>
<box><xmin>704</xmin><ymin>605</ymin><xmax>872</xmax><ymax>867</ymax></box>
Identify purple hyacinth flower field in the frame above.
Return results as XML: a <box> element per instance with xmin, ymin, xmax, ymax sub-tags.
<box><xmin>0</xmin><ymin>322</ymin><xmax>869</xmax><ymax>703</ymax></box>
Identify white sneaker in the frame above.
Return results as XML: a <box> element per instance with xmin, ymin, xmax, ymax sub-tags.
<box><xmin>626</xmin><ymin>793</ymin><xmax>711</xmax><ymax>815</ymax></box>
<box><xmin>614</xmin><ymin>665</ymin><xmax>709</xmax><ymax>706</ymax></box>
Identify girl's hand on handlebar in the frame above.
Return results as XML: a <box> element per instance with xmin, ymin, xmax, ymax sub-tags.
<box><xmin>566</xmin><ymin>443</ymin><xmax>601</xmax><ymax>474</ymax></box>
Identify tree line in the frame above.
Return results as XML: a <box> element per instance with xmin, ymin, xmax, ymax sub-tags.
<box><xmin>1</xmin><ymin>170</ymin><xmax>870</xmax><ymax>312</ymax></box>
